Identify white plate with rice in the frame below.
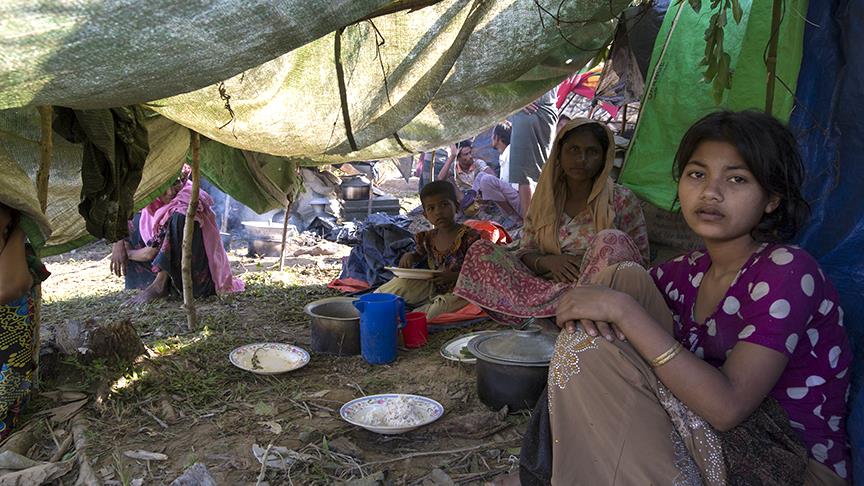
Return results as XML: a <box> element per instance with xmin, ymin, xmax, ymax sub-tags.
<box><xmin>339</xmin><ymin>394</ymin><xmax>444</xmax><ymax>434</ymax></box>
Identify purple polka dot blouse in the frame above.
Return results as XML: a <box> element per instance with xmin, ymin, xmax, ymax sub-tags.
<box><xmin>651</xmin><ymin>243</ymin><xmax>852</xmax><ymax>480</ymax></box>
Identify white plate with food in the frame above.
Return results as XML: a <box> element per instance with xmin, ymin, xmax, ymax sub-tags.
<box><xmin>339</xmin><ymin>394</ymin><xmax>444</xmax><ymax>434</ymax></box>
<box><xmin>384</xmin><ymin>267</ymin><xmax>443</xmax><ymax>280</ymax></box>
<box><xmin>440</xmin><ymin>331</ymin><xmax>496</xmax><ymax>364</ymax></box>
<box><xmin>229</xmin><ymin>343</ymin><xmax>310</xmax><ymax>375</ymax></box>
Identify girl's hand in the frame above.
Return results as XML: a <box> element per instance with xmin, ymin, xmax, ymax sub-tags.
<box><xmin>540</xmin><ymin>254</ymin><xmax>582</xmax><ymax>283</ymax></box>
<box><xmin>556</xmin><ymin>286</ymin><xmax>633</xmax><ymax>341</ymax></box>
<box><xmin>432</xmin><ymin>271</ymin><xmax>458</xmax><ymax>286</ymax></box>
<box><xmin>398</xmin><ymin>253</ymin><xmax>418</xmax><ymax>269</ymax></box>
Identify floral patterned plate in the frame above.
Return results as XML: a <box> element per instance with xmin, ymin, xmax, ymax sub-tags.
<box><xmin>229</xmin><ymin>343</ymin><xmax>310</xmax><ymax>375</ymax></box>
<box><xmin>340</xmin><ymin>394</ymin><xmax>444</xmax><ymax>434</ymax></box>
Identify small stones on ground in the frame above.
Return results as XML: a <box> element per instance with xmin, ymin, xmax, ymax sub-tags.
<box><xmin>169</xmin><ymin>463</ymin><xmax>217</xmax><ymax>486</ymax></box>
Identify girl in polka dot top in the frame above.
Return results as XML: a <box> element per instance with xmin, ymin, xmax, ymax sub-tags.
<box><xmin>547</xmin><ymin>111</ymin><xmax>851</xmax><ymax>485</ymax></box>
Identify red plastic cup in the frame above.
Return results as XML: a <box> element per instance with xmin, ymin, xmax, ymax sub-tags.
<box><xmin>402</xmin><ymin>312</ymin><xmax>428</xmax><ymax>348</ymax></box>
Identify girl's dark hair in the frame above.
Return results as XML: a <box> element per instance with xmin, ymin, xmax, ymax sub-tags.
<box><xmin>558</xmin><ymin>122</ymin><xmax>610</xmax><ymax>159</ymax></box>
<box><xmin>674</xmin><ymin>110</ymin><xmax>810</xmax><ymax>242</ymax></box>
<box><xmin>420</xmin><ymin>180</ymin><xmax>459</xmax><ymax>206</ymax></box>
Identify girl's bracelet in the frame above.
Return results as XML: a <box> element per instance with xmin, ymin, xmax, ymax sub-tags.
<box><xmin>650</xmin><ymin>342</ymin><xmax>684</xmax><ymax>368</ymax></box>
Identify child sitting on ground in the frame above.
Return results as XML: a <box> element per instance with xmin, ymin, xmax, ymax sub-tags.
<box><xmin>376</xmin><ymin>181</ymin><xmax>482</xmax><ymax>320</ymax></box>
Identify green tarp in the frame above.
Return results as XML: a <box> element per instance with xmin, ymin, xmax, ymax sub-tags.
<box><xmin>619</xmin><ymin>0</ymin><xmax>807</xmax><ymax>209</ymax></box>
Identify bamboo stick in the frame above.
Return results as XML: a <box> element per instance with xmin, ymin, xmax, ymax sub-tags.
<box><xmin>277</xmin><ymin>197</ymin><xmax>294</xmax><ymax>272</ymax></box>
<box><xmin>764</xmin><ymin>0</ymin><xmax>783</xmax><ymax>115</ymax></box>
<box><xmin>35</xmin><ymin>105</ymin><xmax>52</xmax><ymax>384</ymax></box>
<box><xmin>182</xmin><ymin>133</ymin><xmax>201</xmax><ymax>330</ymax></box>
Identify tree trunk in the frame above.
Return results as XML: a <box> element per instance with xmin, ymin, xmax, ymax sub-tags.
<box><xmin>182</xmin><ymin>133</ymin><xmax>201</xmax><ymax>330</ymax></box>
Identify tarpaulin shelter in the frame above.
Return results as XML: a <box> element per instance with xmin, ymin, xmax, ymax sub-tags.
<box><xmin>789</xmin><ymin>0</ymin><xmax>864</xmax><ymax>479</ymax></box>
<box><xmin>0</xmin><ymin>0</ymin><xmax>632</xmax><ymax>254</ymax></box>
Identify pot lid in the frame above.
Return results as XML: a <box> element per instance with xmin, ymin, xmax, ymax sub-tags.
<box><xmin>340</xmin><ymin>175</ymin><xmax>370</xmax><ymax>187</ymax></box>
<box><xmin>468</xmin><ymin>326</ymin><xmax>555</xmax><ymax>366</ymax></box>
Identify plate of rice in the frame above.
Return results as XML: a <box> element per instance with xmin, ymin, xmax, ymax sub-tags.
<box><xmin>339</xmin><ymin>394</ymin><xmax>444</xmax><ymax>434</ymax></box>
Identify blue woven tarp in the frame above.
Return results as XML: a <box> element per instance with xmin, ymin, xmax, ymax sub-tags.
<box><xmin>789</xmin><ymin>0</ymin><xmax>864</xmax><ymax>481</ymax></box>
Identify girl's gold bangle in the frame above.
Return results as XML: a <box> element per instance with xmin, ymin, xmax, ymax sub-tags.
<box><xmin>650</xmin><ymin>342</ymin><xmax>684</xmax><ymax>368</ymax></box>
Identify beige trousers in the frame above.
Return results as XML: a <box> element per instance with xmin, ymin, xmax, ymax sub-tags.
<box><xmin>547</xmin><ymin>263</ymin><xmax>846</xmax><ymax>486</ymax></box>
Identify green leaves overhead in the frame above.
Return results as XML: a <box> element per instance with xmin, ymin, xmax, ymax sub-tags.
<box><xmin>692</xmin><ymin>0</ymin><xmax>744</xmax><ymax>104</ymax></box>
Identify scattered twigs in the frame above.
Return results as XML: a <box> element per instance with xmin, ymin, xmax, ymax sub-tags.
<box><xmin>49</xmin><ymin>434</ymin><xmax>74</xmax><ymax>462</ymax></box>
<box><xmin>255</xmin><ymin>442</ymin><xmax>273</xmax><ymax>486</ymax></box>
<box><xmin>141</xmin><ymin>408</ymin><xmax>168</xmax><ymax>429</ymax></box>
<box><xmin>71</xmin><ymin>417</ymin><xmax>102</xmax><ymax>486</ymax></box>
<box><xmin>361</xmin><ymin>441</ymin><xmax>519</xmax><ymax>468</ymax></box>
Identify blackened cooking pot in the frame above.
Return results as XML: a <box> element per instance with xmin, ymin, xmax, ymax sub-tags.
<box><xmin>467</xmin><ymin>326</ymin><xmax>556</xmax><ymax>412</ymax></box>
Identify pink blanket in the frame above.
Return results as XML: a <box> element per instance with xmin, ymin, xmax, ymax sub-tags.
<box><xmin>138</xmin><ymin>182</ymin><xmax>244</xmax><ymax>295</ymax></box>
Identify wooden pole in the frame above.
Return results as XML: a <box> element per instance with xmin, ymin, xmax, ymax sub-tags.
<box><xmin>34</xmin><ymin>105</ymin><xmax>52</xmax><ymax>383</ymax></box>
<box><xmin>764</xmin><ymin>0</ymin><xmax>783</xmax><ymax>115</ymax></box>
<box><xmin>277</xmin><ymin>196</ymin><xmax>293</xmax><ymax>272</ymax></box>
<box><xmin>182</xmin><ymin>133</ymin><xmax>201</xmax><ymax>331</ymax></box>
<box><xmin>36</xmin><ymin>107</ymin><xmax>52</xmax><ymax>213</ymax></box>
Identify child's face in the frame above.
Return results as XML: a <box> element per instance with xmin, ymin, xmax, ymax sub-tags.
<box><xmin>421</xmin><ymin>193</ymin><xmax>457</xmax><ymax>228</ymax></box>
<box><xmin>678</xmin><ymin>141</ymin><xmax>780</xmax><ymax>245</ymax></box>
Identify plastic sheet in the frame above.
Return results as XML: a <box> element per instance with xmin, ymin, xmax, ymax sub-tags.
<box><xmin>788</xmin><ymin>0</ymin><xmax>864</xmax><ymax>480</ymax></box>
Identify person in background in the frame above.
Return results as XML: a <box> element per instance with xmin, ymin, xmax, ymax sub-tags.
<box><xmin>110</xmin><ymin>166</ymin><xmax>244</xmax><ymax>306</ymax></box>
<box><xmin>437</xmin><ymin>141</ymin><xmax>494</xmax><ymax>195</ymax></box>
<box><xmin>475</xmin><ymin>121</ymin><xmax>523</xmax><ymax>222</ymax></box>
<box><xmin>0</xmin><ymin>203</ymin><xmax>49</xmax><ymax>439</ymax></box>
<box><xmin>376</xmin><ymin>181</ymin><xmax>482</xmax><ymax>320</ymax></box>
<box><xmin>510</xmin><ymin>89</ymin><xmax>558</xmax><ymax>219</ymax></box>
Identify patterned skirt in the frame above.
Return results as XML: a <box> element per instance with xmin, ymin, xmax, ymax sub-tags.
<box><xmin>0</xmin><ymin>291</ymin><xmax>37</xmax><ymax>440</ymax></box>
<box><xmin>453</xmin><ymin>229</ymin><xmax>643</xmax><ymax>324</ymax></box>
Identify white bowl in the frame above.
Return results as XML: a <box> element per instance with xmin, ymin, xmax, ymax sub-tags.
<box><xmin>229</xmin><ymin>343</ymin><xmax>310</xmax><ymax>375</ymax></box>
<box><xmin>339</xmin><ymin>394</ymin><xmax>444</xmax><ymax>435</ymax></box>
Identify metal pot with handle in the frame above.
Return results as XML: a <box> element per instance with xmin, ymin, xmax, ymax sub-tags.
<box><xmin>467</xmin><ymin>325</ymin><xmax>556</xmax><ymax>412</ymax></box>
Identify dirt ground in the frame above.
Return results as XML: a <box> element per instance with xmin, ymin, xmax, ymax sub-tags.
<box><xmin>27</xmin><ymin>175</ymin><xmax>529</xmax><ymax>485</ymax></box>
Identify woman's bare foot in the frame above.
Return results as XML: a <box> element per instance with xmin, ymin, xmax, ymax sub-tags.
<box><xmin>123</xmin><ymin>272</ymin><xmax>168</xmax><ymax>307</ymax></box>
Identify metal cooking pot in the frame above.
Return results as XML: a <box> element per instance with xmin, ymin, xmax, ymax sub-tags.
<box><xmin>467</xmin><ymin>325</ymin><xmax>556</xmax><ymax>412</ymax></box>
<box><xmin>341</xmin><ymin>176</ymin><xmax>371</xmax><ymax>200</ymax></box>
<box><xmin>304</xmin><ymin>297</ymin><xmax>361</xmax><ymax>356</ymax></box>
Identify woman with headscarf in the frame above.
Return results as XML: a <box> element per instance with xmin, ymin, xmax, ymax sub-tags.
<box><xmin>110</xmin><ymin>165</ymin><xmax>244</xmax><ymax>306</ymax></box>
<box><xmin>453</xmin><ymin>118</ymin><xmax>649</xmax><ymax>323</ymax></box>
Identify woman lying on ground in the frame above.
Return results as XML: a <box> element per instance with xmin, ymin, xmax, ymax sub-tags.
<box><xmin>453</xmin><ymin>118</ymin><xmax>649</xmax><ymax>324</ymax></box>
<box><xmin>535</xmin><ymin>111</ymin><xmax>851</xmax><ymax>485</ymax></box>
<box><xmin>110</xmin><ymin>166</ymin><xmax>243</xmax><ymax>306</ymax></box>
<box><xmin>0</xmin><ymin>203</ymin><xmax>50</xmax><ymax>439</ymax></box>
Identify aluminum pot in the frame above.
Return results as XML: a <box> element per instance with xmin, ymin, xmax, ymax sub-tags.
<box><xmin>341</xmin><ymin>175</ymin><xmax>371</xmax><ymax>200</ymax></box>
<box><xmin>467</xmin><ymin>326</ymin><xmax>556</xmax><ymax>412</ymax></box>
<box><xmin>304</xmin><ymin>297</ymin><xmax>361</xmax><ymax>356</ymax></box>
